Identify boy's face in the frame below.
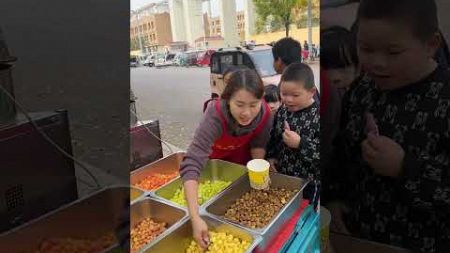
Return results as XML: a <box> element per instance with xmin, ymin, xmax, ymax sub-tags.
<box><xmin>280</xmin><ymin>81</ymin><xmax>315</xmax><ymax>112</ymax></box>
<box><xmin>326</xmin><ymin>66</ymin><xmax>357</xmax><ymax>89</ymax></box>
<box><xmin>357</xmin><ymin>18</ymin><xmax>439</xmax><ymax>90</ymax></box>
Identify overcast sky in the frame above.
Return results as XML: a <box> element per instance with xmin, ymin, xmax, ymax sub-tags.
<box><xmin>130</xmin><ymin>0</ymin><xmax>244</xmax><ymax>16</ymax></box>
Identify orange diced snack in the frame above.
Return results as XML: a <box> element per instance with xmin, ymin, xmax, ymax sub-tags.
<box><xmin>134</xmin><ymin>171</ymin><xmax>179</xmax><ymax>190</ymax></box>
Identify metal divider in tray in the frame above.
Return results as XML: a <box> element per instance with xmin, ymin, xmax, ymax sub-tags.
<box><xmin>154</xmin><ymin>159</ymin><xmax>247</xmax><ymax>210</ymax></box>
<box><xmin>131</xmin><ymin>152</ymin><xmax>186</xmax><ymax>196</ymax></box>
<box><xmin>131</xmin><ymin>186</ymin><xmax>145</xmax><ymax>204</ymax></box>
<box><xmin>204</xmin><ymin>172</ymin><xmax>309</xmax><ymax>252</ymax></box>
<box><xmin>0</xmin><ymin>186</ymin><xmax>130</xmax><ymax>253</ymax></box>
<box><xmin>142</xmin><ymin>214</ymin><xmax>262</xmax><ymax>253</ymax></box>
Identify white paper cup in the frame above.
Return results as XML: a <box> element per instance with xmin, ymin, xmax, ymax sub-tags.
<box><xmin>246</xmin><ymin>159</ymin><xmax>270</xmax><ymax>190</ymax></box>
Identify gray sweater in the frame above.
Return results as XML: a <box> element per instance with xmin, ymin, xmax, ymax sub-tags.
<box><xmin>180</xmin><ymin>100</ymin><xmax>273</xmax><ymax>181</ymax></box>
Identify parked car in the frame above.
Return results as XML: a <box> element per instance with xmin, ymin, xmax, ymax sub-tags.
<box><xmin>143</xmin><ymin>55</ymin><xmax>155</xmax><ymax>67</ymax></box>
<box><xmin>184</xmin><ymin>51</ymin><xmax>199</xmax><ymax>66</ymax></box>
<box><xmin>209</xmin><ymin>45</ymin><xmax>281</xmax><ymax>97</ymax></box>
<box><xmin>130</xmin><ymin>56</ymin><xmax>138</xmax><ymax>67</ymax></box>
<box><xmin>173</xmin><ymin>52</ymin><xmax>185</xmax><ymax>66</ymax></box>
<box><xmin>155</xmin><ymin>53</ymin><xmax>176</xmax><ymax>68</ymax></box>
<box><xmin>196</xmin><ymin>49</ymin><xmax>216</xmax><ymax>67</ymax></box>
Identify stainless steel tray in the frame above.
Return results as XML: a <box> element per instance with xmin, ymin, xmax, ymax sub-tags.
<box><xmin>142</xmin><ymin>214</ymin><xmax>262</xmax><ymax>253</ymax></box>
<box><xmin>0</xmin><ymin>185</ymin><xmax>129</xmax><ymax>253</ymax></box>
<box><xmin>154</xmin><ymin>159</ymin><xmax>247</xmax><ymax>210</ymax></box>
<box><xmin>131</xmin><ymin>197</ymin><xmax>187</xmax><ymax>253</ymax></box>
<box><xmin>131</xmin><ymin>152</ymin><xmax>185</xmax><ymax>194</ymax></box>
<box><xmin>204</xmin><ymin>173</ymin><xmax>308</xmax><ymax>251</ymax></box>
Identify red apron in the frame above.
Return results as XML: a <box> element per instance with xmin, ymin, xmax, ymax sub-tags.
<box><xmin>209</xmin><ymin>99</ymin><xmax>271</xmax><ymax>165</ymax></box>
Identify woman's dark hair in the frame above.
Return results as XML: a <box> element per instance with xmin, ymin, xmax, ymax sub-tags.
<box><xmin>272</xmin><ymin>37</ymin><xmax>302</xmax><ymax>65</ymax></box>
<box><xmin>357</xmin><ymin>0</ymin><xmax>438</xmax><ymax>41</ymax></box>
<box><xmin>321</xmin><ymin>26</ymin><xmax>358</xmax><ymax>70</ymax></box>
<box><xmin>221</xmin><ymin>69</ymin><xmax>264</xmax><ymax>100</ymax></box>
<box><xmin>264</xmin><ymin>84</ymin><xmax>280</xmax><ymax>103</ymax></box>
<box><xmin>281</xmin><ymin>62</ymin><xmax>315</xmax><ymax>90</ymax></box>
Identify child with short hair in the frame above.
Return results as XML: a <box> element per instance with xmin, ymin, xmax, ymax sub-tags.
<box><xmin>329</xmin><ymin>0</ymin><xmax>450</xmax><ymax>251</ymax></box>
<box><xmin>320</xmin><ymin>26</ymin><xmax>359</xmax><ymax>204</ymax></box>
<box><xmin>272</xmin><ymin>37</ymin><xmax>302</xmax><ymax>74</ymax></box>
<box><xmin>321</xmin><ymin>26</ymin><xmax>358</xmax><ymax>91</ymax></box>
<box><xmin>266</xmin><ymin>63</ymin><xmax>320</xmax><ymax>204</ymax></box>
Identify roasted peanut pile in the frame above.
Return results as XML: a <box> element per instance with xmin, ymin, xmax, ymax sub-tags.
<box><xmin>224</xmin><ymin>188</ymin><xmax>297</xmax><ymax>229</ymax></box>
<box><xmin>186</xmin><ymin>231</ymin><xmax>251</xmax><ymax>253</ymax></box>
<box><xmin>134</xmin><ymin>171</ymin><xmax>179</xmax><ymax>190</ymax></box>
<box><xmin>35</xmin><ymin>233</ymin><xmax>116</xmax><ymax>253</ymax></box>
<box><xmin>131</xmin><ymin>218</ymin><xmax>167</xmax><ymax>252</ymax></box>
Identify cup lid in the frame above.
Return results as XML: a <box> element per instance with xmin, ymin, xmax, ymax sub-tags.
<box><xmin>247</xmin><ymin>159</ymin><xmax>270</xmax><ymax>172</ymax></box>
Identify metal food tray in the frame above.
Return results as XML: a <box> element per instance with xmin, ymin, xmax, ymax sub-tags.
<box><xmin>142</xmin><ymin>214</ymin><xmax>262</xmax><ymax>253</ymax></box>
<box><xmin>0</xmin><ymin>186</ymin><xmax>129</xmax><ymax>253</ymax></box>
<box><xmin>204</xmin><ymin>172</ymin><xmax>308</xmax><ymax>251</ymax></box>
<box><xmin>131</xmin><ymin>197</ymin><xmax>186</xmax><ymax>253</ymax></box>
<box><xmin>130</xmin><ymin>187</ymin><xmax>145</xmax><ymax>204</ymax></box>
<box><xmin>131</xmin><ymin>152</ymin><xmax>186</xmax><ymax>194</ymax></box>
<box><xmin>154</xmin><ymin>159</ymin><xmax>247</xmax><ymax>210</ymax></box>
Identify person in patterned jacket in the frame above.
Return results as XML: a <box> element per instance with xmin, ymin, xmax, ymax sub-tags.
<box><xmin>327</xmin><ymin>0</ymin><xmax>450</xmax><ymax>252</ymax></box>
<box><xmin>266</xmin><ymin>62</ymin><xmax>320</xmax><ymax>206</ymax></box>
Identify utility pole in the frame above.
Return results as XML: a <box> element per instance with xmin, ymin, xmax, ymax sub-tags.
<box><xmin>307</xmin><ymin>0</ymin><xmax>312</xmax><ymax>59</ymax></box>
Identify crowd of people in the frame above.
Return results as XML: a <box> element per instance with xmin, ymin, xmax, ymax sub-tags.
<box><xmin>180</xmin><ymin>36</ymin><xmax>320</xmax><ymax>249</ymax></box>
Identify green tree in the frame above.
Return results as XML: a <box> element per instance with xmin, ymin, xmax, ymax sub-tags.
<box><xmin>256</xmin><ymin>15</ymin><xmax>283</xmax><ymax>33</ymax></box>
<box><xmin>255</xmin><ymin>16</ymin><xmax>266</xmax><ymax>34</ymax></box>
<box><xmin>253</xmin><ymin>0</ymin><xmax>319</xmax><ymax>36</ymax></box>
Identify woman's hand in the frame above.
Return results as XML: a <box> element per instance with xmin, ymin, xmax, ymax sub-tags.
<box><xmin>184</xmin><ymin>180</ymin><xmax>209</xmax><ymax>249</ymax></box>
<box><xmin>191</xmin><ymin>215</ymin><xmax>210</xmax><ymax>250</ymax></box>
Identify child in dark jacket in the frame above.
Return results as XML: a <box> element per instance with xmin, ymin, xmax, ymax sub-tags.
<box><xmin>328</xmin><ymin>0</ymin><xmax>450</xmax><ymax>251</ymax></box>
<box><xmin>266</xmin><ymin>63</ymin><xmax>320</xmax><ymax>205</ymax></box>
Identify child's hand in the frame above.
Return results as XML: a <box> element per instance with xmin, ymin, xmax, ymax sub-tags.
<box><xmin>268</xmin><ymin>158</ymin><xmax>278</xmax><ymax>172</ymax></box>
<box><xmin>328</xmin><ymin>201</ymin><xmax>351</xmax><ymax>235</ymax></box>
<box><xmin>361</xmin><ymin>133</ymin><xmax>405</xmax><ymax>177</ymax></box>
<box><xmin>283</xmin><ymin>121</ymin><xmax>301</xmax><ymax>149</ymax></box>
